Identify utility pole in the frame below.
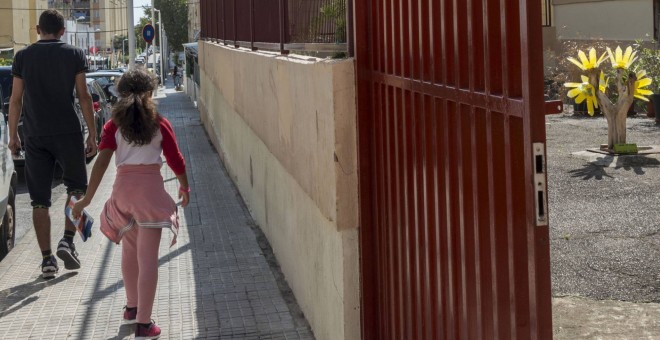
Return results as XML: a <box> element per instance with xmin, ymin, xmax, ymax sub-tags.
<box><xmin>155</xmin><ymin>9</ymin><xmax>164</xmax><ymax>85</ymax></box>
<box><xmin>127</xmin><ymin>0</ymin><xmax>135</xmax><ymax>68</ymax></box>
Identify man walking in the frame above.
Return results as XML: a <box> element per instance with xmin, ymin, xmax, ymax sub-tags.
<box><xmin>8</xmin><ymin>9</ymin><xmax>98</xmax><ymax>279</ymax></box>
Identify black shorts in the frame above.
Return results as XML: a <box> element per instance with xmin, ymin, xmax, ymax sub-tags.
<box><xmin>24</xmin><ymin>133</ymin><xmax>88</xmax><ymax>207</ymax></box>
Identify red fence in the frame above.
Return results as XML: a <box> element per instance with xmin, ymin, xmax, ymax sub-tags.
<box><xmin>199</xmin><ymin>0</ymin><xmax>348</xmax><ymax>54</ymax></box>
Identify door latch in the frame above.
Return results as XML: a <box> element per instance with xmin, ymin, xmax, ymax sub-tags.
<box><xmin>533</xmin><ymin>143</ymin><xmax>548</xmax><ymax>226</ymax></box>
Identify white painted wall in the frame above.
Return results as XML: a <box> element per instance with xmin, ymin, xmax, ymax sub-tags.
<box><xmin>198</xmin><ymin>42</ymin><xmax>361</xmax><ymax>340</ymax></box>
<box><xmin>554</xmin><ymin>0</ymin><xmax>654</xmax><ymax>41</ymax></box>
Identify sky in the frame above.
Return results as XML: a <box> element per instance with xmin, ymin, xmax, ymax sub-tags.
<box><xmin>133</xmin><ymin>0</ymin><xmax>151</xmax><ymax>25</ymax></box>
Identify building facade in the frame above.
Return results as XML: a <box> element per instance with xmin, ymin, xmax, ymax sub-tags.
<box><xmin>49</xmin><ymin>0</ymin><xmax>127</xmax><ymax>58</ymax></box>
<box><xmin>0</xmin><ymin>0</ymin><xmax>49</xmax><ymax>53</ymax></box>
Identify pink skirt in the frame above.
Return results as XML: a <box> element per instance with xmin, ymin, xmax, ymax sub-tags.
<box><xmin>100</xmin><ymin>164</ymin><xmax>179</xmax><ymax>246</ymax></box>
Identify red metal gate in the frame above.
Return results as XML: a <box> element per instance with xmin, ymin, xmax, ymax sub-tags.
<box><xmin>355</xmin><ymin>0</ymin><xmax>552</xmax><ymax>339</ymax></box>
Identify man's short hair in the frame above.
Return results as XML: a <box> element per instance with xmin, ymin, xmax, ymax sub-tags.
<box><xmin>38</xmin><ymin>10</ymin><xmax>64</xmax><ymax>35</ymax></box>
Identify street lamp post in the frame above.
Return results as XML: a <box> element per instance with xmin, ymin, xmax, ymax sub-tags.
<box><xmin>154</xmin><ymin>9</ymin><xmax>164</xmax><ymax>85</ymax></box>
<box><xmin>123</xmin><ymin>39</ymin><xmax>128</xmax><ymax>67</ymax></box>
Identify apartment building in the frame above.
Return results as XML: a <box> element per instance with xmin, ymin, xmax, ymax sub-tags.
<box><xmin>49</xmin><ymin>0</ymin><xmax>127</xmax><ymax>55</ymax></box>
<box><xmin>0</xmin><ymin>0</ymin><xmax>49</xmax><ymax>52</ymax></box>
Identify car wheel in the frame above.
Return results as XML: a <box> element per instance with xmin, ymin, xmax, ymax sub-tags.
<box><xmin>0</xmin><ymin>186</ymin><xmax>16</xmax><ymax>261</ymax></box>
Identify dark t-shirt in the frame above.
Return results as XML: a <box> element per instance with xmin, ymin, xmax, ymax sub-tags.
<box><xmin>12</xmin><ymin>39</ymin><xmax>88</xmax><ymax>137</ymax></box>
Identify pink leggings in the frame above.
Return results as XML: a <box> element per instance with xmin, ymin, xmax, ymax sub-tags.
<box><xmin>121</xmin><ymin>225</ymin><xmax>162</xmax><ymax>323</ymax></box>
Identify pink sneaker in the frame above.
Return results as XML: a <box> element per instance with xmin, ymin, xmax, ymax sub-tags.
<box><xmin>135</xmin><ymin>321</ymin><xmax>161</xmax><ymax>340</ymax></box>
<box><xmin>122</xmin><ymin>306</ymin><xmax>137</xmax><ymax>324</ymax></box>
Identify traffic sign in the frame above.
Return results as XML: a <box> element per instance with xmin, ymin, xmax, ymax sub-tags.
<box><xmin>142</xmin><ymin>24</ymin><xmax>155</xmax><ymax>44</ymax></box>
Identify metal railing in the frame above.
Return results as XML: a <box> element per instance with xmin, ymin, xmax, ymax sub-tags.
<box><xmin>199</xmin><ymin>0</ymin><xmax>349</xmax><ymax>55</ymax></box>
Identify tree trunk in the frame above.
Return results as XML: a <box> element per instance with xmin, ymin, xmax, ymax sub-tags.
<box><xmin>589</xmin><ymin>69</ymin><xmax>635</xmax><ymax>151</ymax></box>
<box><xmin>604</xmin><ymin>107</ymin><xmax>628</xmax><ymax>149</ymax></box>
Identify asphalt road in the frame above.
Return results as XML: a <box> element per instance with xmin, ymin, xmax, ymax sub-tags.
<box><xmin>547</xmin><ymin>112</ymin><xmax>660</xmax><ymax>302</ymax></box>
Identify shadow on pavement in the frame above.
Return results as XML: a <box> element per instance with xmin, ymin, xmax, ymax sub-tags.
<box><xmin>105</xmin><ymin>323</ymin><xmax>135</xmax><ymax>340</ymax></box>
<box><xmin>0</xmin><ymin>272</ymin><xmax>78</xmax><ymax>319</ymax></box>
<box><xmin>81</xmin><ymin>242</ymin><xmax>192</xmax><ymax>303</ymax></box>
<box><xmin>569</xmin><ymin>164</ymin><xmax>614</xmax><ymax>180</ymax></box>
<box><xmin>569</xmin><ymin>156</ymin><xmax>660</xmax><ymax>180</ymax></box>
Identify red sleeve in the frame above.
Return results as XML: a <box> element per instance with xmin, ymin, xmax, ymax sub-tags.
<box><xmin>160</xmin><ymin>117</ymin><xmax>186</xmax><ymax>175</ymax></box>
<box><xmin>98</xmin><ymin>120</ymin><xmax>118</xmax><ymax>151</ymax></box>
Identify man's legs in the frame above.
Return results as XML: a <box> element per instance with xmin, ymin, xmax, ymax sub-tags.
<box><xmin>24</xmin><ymin>135</ymin><xmax>58</xmax><ymax>278</ymax></box>
<box><xmin>54</xmin><ymin>132</ymin><xmax>87</xmax><ymax>270</ymax></box>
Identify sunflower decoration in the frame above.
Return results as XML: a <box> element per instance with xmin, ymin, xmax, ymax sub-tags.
<box><xmin>606</xmin><ymin>46</ymin><xmax>637</xmax><ymax>70</ymax></box>
<box><xmin>565</xmin><ymin>75</ymin><xmax>599</xmax><ymax>116</ymax></box>
<box><xmin>567</xmin><ymin>48</ymin><xmax>608</xmax><ymax>71</ymax></box>
<box><xmin>633</xmin><ymin>69</ymin><xmax>653</xmax><ymax>101</ymax></box>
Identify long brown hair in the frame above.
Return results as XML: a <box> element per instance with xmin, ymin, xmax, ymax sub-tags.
<box><xmin>112</xmin><ymin>68</ymin><xmax>160</xmax><ymax>145</ymax></box>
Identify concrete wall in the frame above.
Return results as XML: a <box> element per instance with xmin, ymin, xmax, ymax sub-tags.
<box><xmin>554</xmin><ymin>0</ymin><xmax>653</xmax><ymax>41</ymax></box>
<box><xmin>198</xmin><ymin>42</ymin><xmax>361</xmax><ymax>340</ymax></box>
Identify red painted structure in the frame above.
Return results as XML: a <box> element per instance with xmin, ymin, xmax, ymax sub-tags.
<box><xmin>354</xmin><ymin>0</ymin><xmax>553</xmax><ymax>339</ymax></box>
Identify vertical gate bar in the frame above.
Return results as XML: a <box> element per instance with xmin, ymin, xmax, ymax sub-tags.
<box><xmin>402</xmin><ymin>89</ymin><xmax>413</xmax><ymax>340</ymax></box>
<box><xmin>474</xmin><ymin>108</ymin><xmax>494</xmax><ymax>338</ymax></box>
<box><xmin>411</xmin><ymin>0</ymin><xmax>420</xmax><ymax>81</ymax></box>
<box><xmin>407</xmin><ymin>89</ymin><xmax>419</xmax><ymax>340</ymax></box>
<box><xmin>392</xmin><ymin>0</ymin><xmax>399</xmax><ymax>76</ymax></box>
<box><xmin>279</xmin><ymin>0</ymin><xmax>284</xmax><ymax>53</ymax></box>
<box><xmin>347</xmin><ymin>0</ymin><xmax>354</xmax><ymax>56</ymax></box>
<box><xmin>216</xmin><ymin>0</ymin><xmax>220</xmax><ymax>40</ymax></box>
<box><xmin>499</xmin><ymin>0</ymin><xmax>509</xmax><ymax>97</ymax></box>
<box><xmin>424</xmin><ymin>94</ymin><xmax>438</xmax><ymax>340</ymax></box>
<box><xmin>395</xmin><ymin>87</ymin><xmax>406</xmax><ymax>340</ymax></box>
<box><xmin>385</xmin><ymin>0</ymin><xmax>392</xmax><ymax>74</ymax></box>
<box><xmin>233</xmin><ymin>0</ymin><xmax>237</xmax><ymax>47</ymax></box>
<box><xmin>445</xmin><ymin>0</ymin><xmax>455</xmax><ymax>86</ymax></box>
<box><xmin>413</xmin><ymin>92</ymin><xmax>427</xmax><ymax>339</ymax></box>
<box><xmin>374</xmin><ymin>82</ymin><xmax>384</xmax><ymax>340</ymax></box>
<box><xmin>403</xmin><ymin>0</ymin><xmax>412</xmax><ymax>78</ymax></box>
<box><xmin>441</xmin><ymin>99</ymin><xmax>456</xmax><ymax>340</ymax></box>
<box><xmin>493</xmin><ymin>112</ymin><xmax>512</xmax><ymax>339</ymax></box>
<box><xmin>386</xmin><ymin>85</ymin><xmax>397</xmax><ymax>340</ymax></box>
<box><xmin>503</xmin><ymin>115</ymin><xmax>518</xmax><ymax>340</ymax></box>
<box><xmin>222</xmin><ymin>0</ymin><xmax>225</xmax><ymax>44</ymax></box>
<box><xmin>249</xmin><ymin>0</ymin><xmax>255</xmax><ymax>50</ymax></box>
<box><xmin>378</xmin><ymin>83</ymin><xmax>390</xmax><ymax>340</ymax></box>
<box><xmin>216</xmin><ymin>0</ymin><xmax>222</xmax><ymax>42</ymax></box>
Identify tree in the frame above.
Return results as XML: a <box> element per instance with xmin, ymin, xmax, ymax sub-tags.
<box><xmin>154</xmin><ymin>0</ymin><xmax>188</xmax><ymax>52</ymax></box>
<box><xmin>564</xmin><ymin>47</ymin><xmax>653</xmax><ymax>150</ymax></box>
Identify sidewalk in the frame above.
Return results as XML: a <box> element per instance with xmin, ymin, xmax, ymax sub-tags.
<box><xmin>0</xmin><ymin>81</ymin><xmax>314</xmax><ymax>339</ymax></box>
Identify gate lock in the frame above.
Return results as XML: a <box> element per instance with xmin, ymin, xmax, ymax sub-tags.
<box><xmin>533</xmin><ymin>143</ymin><xmax>548</xmax><ymax>226</ymax></box>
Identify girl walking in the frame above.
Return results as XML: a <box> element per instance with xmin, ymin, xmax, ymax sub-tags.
<box><xmin>72</xmin><ymin>68</ymin><xmax>189</xmax><ymax>340</ymax></box>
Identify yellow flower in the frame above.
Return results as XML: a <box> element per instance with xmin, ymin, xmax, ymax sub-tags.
<box><xmin>606</xmin><ymin>46</ymin><xmax>637</xmax><ymax>70</ymax></box>
<box><xmin>565</xmin><ymin>75</ymin><xmax>599</xmax><ymax>116</ymax></box>
<box><xmin>567</xmin><ymin>48</ymin><xmax>607</xmax><ymax>71</ymax></box>
<box><xmin>599</xmin><ymin>72</ymin><xmax>609</xmax><ymax>93</ymax></box>
<box><xmin>633</xmin><ymin>69</ymin><xmax>653</xmax><ymax>101</ymax></box>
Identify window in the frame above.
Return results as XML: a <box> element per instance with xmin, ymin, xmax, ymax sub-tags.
<box><xmin>542</xmin><ymin>0</ymin><xmax>552</xmax><ymax>27</ymax></box>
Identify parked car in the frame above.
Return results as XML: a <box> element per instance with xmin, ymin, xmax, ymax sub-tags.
<box><xmin>0</xmin><ymin>81</ymin><xmax>17</xmax><ymax>262</ymax></box>
<box><xmin>82</xmin><ymin>78</ymin><xmax>112</xmax><ymax>143</ymax></box>
<box><xmin>85</xmin><ymin>71</ymin><xmax>122</xmax><ymax>103</ymax></box>
<box><xmin>0</xmin><ymin>66</ymin><xmax>11</xmax><ymax>109</ymax></box>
